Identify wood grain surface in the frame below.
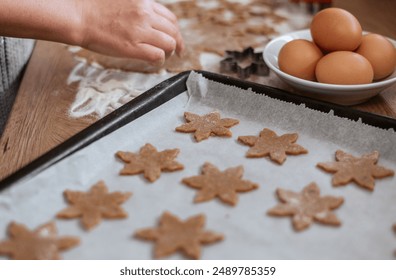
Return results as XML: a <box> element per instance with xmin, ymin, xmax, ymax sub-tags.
<box><xmin>333</xmin><ymin>0</ymin><xmax>396</xmax><ymax>40</ymax></box>
<box><xmin>0</xmin><ymin>41</ymin><xmax>93</xmax><ymax>179</ymax></box>
<box><xmin>1</xmin><ymin>1</ymin><xmax>396</xmax><ymax>181</ymax></box>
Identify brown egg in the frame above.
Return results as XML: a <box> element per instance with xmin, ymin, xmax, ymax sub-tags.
<box><xmin>310</xmin><ymin>8</ymin><xmax>362</xmax><ymax>52</ymax></box>
<box><xmin>278</xmin><ymin>39</ymin><xmax>323</xmax><ymax>81</ymax></box>
<box><xmin>356</xmin><ymin>34</ymin><xmax>396</xmax><ymax>80</ymax></box>
<box><xmin>315</xmin><ymin>51</ymin><xmax>373</xmax><ymax>85</ymax></box>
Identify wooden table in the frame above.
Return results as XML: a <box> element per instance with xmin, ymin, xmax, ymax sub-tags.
<box><xmin>1</xmin><ymin>0</ymin><xmax>396</xmax><ymax>181</ymax></box>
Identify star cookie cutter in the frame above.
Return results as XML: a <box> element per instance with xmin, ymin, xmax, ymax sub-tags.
<box><xmin>220</xmin><ymin>47</ymin><xmax>269</xmax><ymax>79</ymax></box>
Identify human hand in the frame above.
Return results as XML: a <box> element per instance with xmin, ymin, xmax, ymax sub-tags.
<box><xmin>77</xmin><ymin>0</ymin><xmax>185</xmax><ymax>65</ymax></box>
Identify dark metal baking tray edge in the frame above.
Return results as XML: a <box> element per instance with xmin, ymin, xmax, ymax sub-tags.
<box><xmin>1</xmin><ymin>70</ymin><xmax>396</xmax><ymax>190</ymax></box>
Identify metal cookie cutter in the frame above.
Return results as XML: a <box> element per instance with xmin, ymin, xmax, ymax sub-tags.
<box><xmin>220</xmin><ymin>47</ymin><xmax>269</xmax><ymax>80</ymax></box>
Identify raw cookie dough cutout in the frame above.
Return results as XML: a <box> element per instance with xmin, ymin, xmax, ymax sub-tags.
<box><xmin>0</xmin><ymin>221</ymin><xmax>79</xmax><ymax>259</ymax></box>
<box><xmin>267</xmin><ymin>182</ymin><xmax>344</xmax><ymax>231</ymax></box>
<box><xmin>134</xmin><ymin>212</ymin><xmax>223</xmax><ymax>259</ymax></box>
<box><xmin>116</xmin><ymin>143</ymin><xmax>184</xmax><ymax>182</ymax></box>
<box><xmin>182</xmin><ymin>162</ymin><xmax>258</xmax><ymax>206</ymax></box>
<box><xmin>57</xmin><ymin>181</ymin><xmax>132</xmax><ymax>230</ymax></box>
<box><xmin>317</xmin><ymin>150</ymin><xmax>394</xmax><ymax>191</ymax></box>
<box><xmin>175</xmin><ymin>111</ymin><xmax>239</xmax><ymax>142</ymax></box>
<box><xmin>238</xmin><ymin>128</ymin><xmax>308</xmax><ymax>164</ymax></box>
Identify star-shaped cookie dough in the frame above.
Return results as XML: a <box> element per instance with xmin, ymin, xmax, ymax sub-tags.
<box><xmin>175</xmin><ymin>112</ymin><xmax>239</xmax><ymax>142</ymax></box>
<box><xmin>57</xmin><ymin>181</ymin><xmax>132</xmax><ymax>230</ymax></box>
<box><xmin>267</xmin><ymin>182</ymin><xmax>344</xmax><ymax>231</ymax></box>
<box><xmin>238</xmin><ymin>128</ymin><xmax>308</xmax><ymax>164</ymax></box>
<box><xmin>135</xmin><ymin>212</ymin><xmax>223</xmax><ymax>259</ymax></box>
<box><xmin>182</xmin><ymin>162</ymin><xmax>258</xmax><ymax>205</ymax></box>
<box><xmin>0</xmin><ymin>221</ymin><xmax>79</xmax><ymax>259</ymax></box>
<box><xmin>317</xmin><ymin>150</ymin><xmax>394</xmax><ymax>191</ymax></box>
<box><xmin>116</xmin><ymin>143</ymin><xmax>184</xmax><ymax>182</ymax></box>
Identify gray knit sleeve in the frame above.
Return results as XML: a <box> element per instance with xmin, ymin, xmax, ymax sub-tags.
<box><xmin>0</xmin><ymin>37</ymin><xmax>35</xmax><ymax>135</ymax></box>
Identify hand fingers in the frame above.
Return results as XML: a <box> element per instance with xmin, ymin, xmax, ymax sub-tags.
<box><xmin>150</xmin><ymin>16</ymin><xmax>183</xmax><ymax>57</ymax></box>
<box><xmin>127</xmin><ymin>43</ymin><xmax>166</xmax><ymax>66</ymax></box>
<box><xmin>116</xmin><ymin>17</ymin><xmax>178</xmax><ymax>62</ymax></box>
<box><xmin>152</xmin><ymin>2</ymin><xmax>185</xmax><ymax>55</ymax></box>
<box><xmin>146</xmin><ymin>28</ymin><xmax>177</xmax><ymax>58</ymax></box>
<box><xmin>153</xmin><ymin>2</ymin><xmax>178</xmax><ymax>25</ymax></box>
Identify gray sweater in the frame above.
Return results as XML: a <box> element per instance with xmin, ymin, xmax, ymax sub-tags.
<box><xmin>0</xmin><ymin>37</ymin><xmax>35</xmax><ymax>135</ymax></box>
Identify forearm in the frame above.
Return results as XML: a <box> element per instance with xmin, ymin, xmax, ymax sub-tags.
<box><xmin>0</xmin><ymin>0</ymin><xmax>82</xmax><ymax>45</ymax></box>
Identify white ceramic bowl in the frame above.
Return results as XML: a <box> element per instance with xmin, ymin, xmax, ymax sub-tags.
<box><xmin>263</xmin><ymin>29</ymin><xmax>396</xmax><ymax>105</ymax></box>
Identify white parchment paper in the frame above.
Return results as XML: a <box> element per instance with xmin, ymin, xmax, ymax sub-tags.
<box><xmin>1</xmin><ymin>72</ymin><xmax>396</xmax><ymax>259</ymax></box>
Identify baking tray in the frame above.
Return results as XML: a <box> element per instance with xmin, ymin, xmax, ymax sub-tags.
<box><xmin>1</xmin><ymin>70</ymin><xmax>396</xmax><ymax>190</ymax></box>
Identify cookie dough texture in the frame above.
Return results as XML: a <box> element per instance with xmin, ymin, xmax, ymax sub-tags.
<box><xmin>317</xmin><ymin>150</ymin><xmax>394</xmax><ymax>190</ymax></box>
<box><xmin>176</xmin><ymin>111</ymin><xmax>239</xmax><ymax>142</ymax></box>
<box><xmin>182</xmin><ymin>162</ymin><xmax>258</xmax><ymax>206</ymax></box>
<box><xmin>238</xmin><ymin>128</ymin><xmax>308</xmax><ymax>164</ymax></box>
<box><xmin>0</xmin><ymin>221</ymin><xmax>79</xmax><ymax>260</ymax></box>
<box><xmin>116</xmin><ymin>143</ymin><xmax>184</xmax><ymax>182</ymax></box>
<box><xmin>135</xmin><ymin>211</ymin><xmax>223</xmax><ymax>259</ymax></box>
<box><xmin>57</xmin><ymin>181</ymin><xmax>132</xmax><ymax>230</ymax></box>
<box><xmin>268</xmin><ymin>182</ymin><xmax>344</xmax><ymax>231</ymax></box>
